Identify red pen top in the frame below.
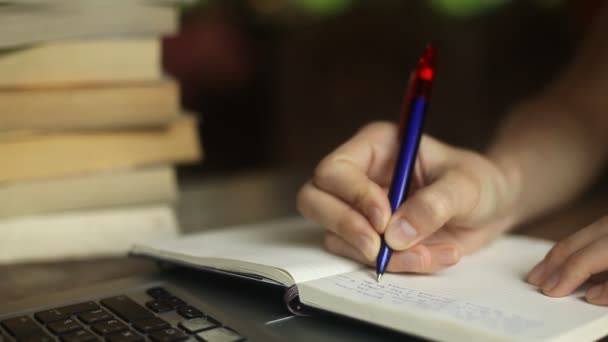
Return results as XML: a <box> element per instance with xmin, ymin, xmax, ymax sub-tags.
<box><xmin>417</xmin><ymin>43</ymin><xmax>436</xmax><ymax>81</ymax></box>
<box><xmin>398</xmin><ymin>43</ymin><xmax>436</xmax><ymax>138</ymax></box>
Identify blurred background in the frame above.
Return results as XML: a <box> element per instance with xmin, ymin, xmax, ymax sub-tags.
<box><xmin>1</xmin><ymin>0</ymin><xmax>607</xmax><ymax>301</ymax></box>
<box><xmin>167</xmin><ymin>0</ymin><xmax>598</xmax><ymax>176</ymax></box>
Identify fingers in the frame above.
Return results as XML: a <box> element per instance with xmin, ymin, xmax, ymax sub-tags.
<box><xmin>297</xmin><ymin>181</ymin><xmax>381</xmax><ymax>261</ymax></box>
<box><xmin>323</xmin><ymin>232</ymin><xmax>461</xmax><ymax>273</ymax></box>
<box><xmin>385</xmin><ymin>241</ymin><xmax>461</xmax><ymax>273</ymax></box>
<box><xmin>312</xmin><ymin>123</ymin><xmax>450</xmax><ymax>235</ymax></box>
<box><xmin>586</xmin><ymin>283</ymin><xmax>608</xmax><ymax>306</ymax></box>
<box><xmin>384</xmin><ymin>170</ymin><xmax>480</xmax><ymax>250</ymax></box>
<box><xmin>526</xmin><ymin>217</ymin><xmax>608</xmax><ymax>304</ymax></box>
<box><xmin>540</xmin><ymin>236</ymin><xmax>608</xmax><ymax>298</ymax></box>
<box><xmin>319</xmin><ymin>121</ymin><xmax>401</xmax><ymax>186</ymax></box>
<box><xmin>312</xmin><ymin>122</ymin><xmax>398</xmax><ymax>233</ymax></box>
<box><xmin>314</xmin><ymin>159</ymin><xmax>392</xmax><ymax>233</ymax></box>
<box><xmin>323</xmin><ymin>233</ymin><xmax>371</xmax><ymax>265</ymax></box>
<box><xmin>528</xmin><ymin>218</ymin><xmax>608</xmax><ymax>286</ymax></box>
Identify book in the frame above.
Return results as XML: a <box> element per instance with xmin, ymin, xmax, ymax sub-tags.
<box><xmin>0</xmin><ymin>204</ymin><xmax>179</xmax><ymax>264</ymax></box>
<box><xmin>0</xmin><ymin>39</ymin><xmax>162</xmax><ymax>87</ymax></box>
<box><xmin>0</xmin><ymin>115</ymin><xmax>201</xmax><ymax>183</ymax></box>
<box><xmin>131</xmin><ymin>218</ymin><xmax>608</xmax><ymax>342</ymax></box>
<box><xmin>0</xmin><ymin>166</ymin><xmax>177</xmax><ymax>218</ymax></box>
<box><xmin>0</xmin><ymin>81</ymin><xmax>179</xmax><ymax>132</ymax></box>
<box><xmin>0</xmin><ymin>2</ymin><xmax>178</xmax><ymax>49</ymax></box>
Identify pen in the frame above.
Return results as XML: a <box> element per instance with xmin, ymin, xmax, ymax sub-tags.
<box><xmin>376</xmin><ymin>43</ymin><xmax>436</xmax><ymax>282</ymax></box>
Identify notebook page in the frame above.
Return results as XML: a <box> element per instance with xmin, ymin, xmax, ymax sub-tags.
<box><xmin>299</xmin><ymin>236</ymin><xmax>608</xmax><ymax>342</ymax></box>
<box><xmin>132</xmin><ymin>217</ymin><xmax>361</xmax><ymax>286</ymax></box>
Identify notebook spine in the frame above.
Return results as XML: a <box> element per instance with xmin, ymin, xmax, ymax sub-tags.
<box><xmin>283</xmin><ymin>285</ymin><xmax>314</xmax><ymax>317</ymax></box>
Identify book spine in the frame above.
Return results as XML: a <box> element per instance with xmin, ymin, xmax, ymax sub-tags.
<box><xmin>284</xmin><ymin>285</ymin><xmax>315</xmax><ymax>317</ymax></box>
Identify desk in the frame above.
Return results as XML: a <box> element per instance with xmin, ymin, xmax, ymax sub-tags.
<box><xmin>0</xmin><ymin>170</ymin><xmax>606</xmax><ymax>305</ymax></box>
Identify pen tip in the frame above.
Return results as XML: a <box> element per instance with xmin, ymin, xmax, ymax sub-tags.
<box><xmin>376</xmin><ymin>273</ymin><xmax>383</xmax><ymax>283</ymax></box>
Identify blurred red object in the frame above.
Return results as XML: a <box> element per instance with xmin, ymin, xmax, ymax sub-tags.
<box><xmin>162</xmin><ymin>7</ymin><xmax>255</xmax><ymax>100</ymax></box>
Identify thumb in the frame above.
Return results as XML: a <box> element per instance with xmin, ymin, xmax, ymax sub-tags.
<box><xmin>384</xmin><ymin>170</ymin><xmax>480</xmax><ymax>250</ymax></box>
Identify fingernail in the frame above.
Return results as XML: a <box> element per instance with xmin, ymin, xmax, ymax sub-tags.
<box><xmin>356</xmin><ymin>235</ymin><xmax>376</xmax><ymax>261</ymax></box>
<box><xmin>542</xmin><ymin>272</ymin><xmax>560</xmax><ymax>292</ymax></box>
<box><xmin>527</xmin><ymin>261</ymin><xmax>545</xmax><ymax>285</ymax></box>
<box><xmin>437</xmin><ymin>247</ymin><xmax>458</xmax><ymax>266</ymax></box>
<box><xmin>398</xmin><ymin>251</ymin><xmax>421</xmax><ymax>270</ymax></box>
<box><xmin>367</xmin><ymin>206</ymin><xmax>385</xmax><ymax>232</ymax></box>
<box><xmin>386</xmin><ymin>218</ymin><xmax>417</xmax><ymax>248</ymax></box>
<box><xmin>587</xmin><ymin>285</ymin><xmax>603</xmax><ymax>301</ymax></box>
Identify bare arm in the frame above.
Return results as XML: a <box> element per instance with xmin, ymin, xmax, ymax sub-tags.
<box><xmin>488</xmin><ymin>3</ymin><xmax>608</xmax><ymax>226</ymax></box>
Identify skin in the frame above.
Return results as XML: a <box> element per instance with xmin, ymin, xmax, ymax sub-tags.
<box><xmin>297</xmin><ymin>4</ymin><xmax>608</xmax><ymax>304</ymax></box>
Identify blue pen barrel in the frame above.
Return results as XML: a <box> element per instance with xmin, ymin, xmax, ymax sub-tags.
<box><xmin>376</xmin><ymin>97</ymin><xmax>428</xmax><ymax>276</ymax></box>
<box><xmin>388</xmin><ymin>97</ymin><xmax>427</xmax><ymax>212</ymax></box>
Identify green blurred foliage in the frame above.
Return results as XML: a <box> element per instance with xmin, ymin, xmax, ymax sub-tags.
<box><xmin>291</xmin><ymin>0</ymin><xmax>353</xmax><ymax>15</ymax></box>
<box><xmin>186</xmin><ymin>0</ymin><xmax>565</xmax><ymax>17</ymax></box>
<box><xmin>429</xmin><ymin>0</ymin><xmax>508</xmax><ymax>17</ymax></box>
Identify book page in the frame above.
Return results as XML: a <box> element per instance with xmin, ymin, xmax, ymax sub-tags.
<box><xmin>132</xmin><ymin>217</ymin><xmax>361</xmax><ymax>286</ymax></box>
<box><xmin>299</xmin><ymin>236</ymin><xmax>608</xmax><ymax>341</ymax></box>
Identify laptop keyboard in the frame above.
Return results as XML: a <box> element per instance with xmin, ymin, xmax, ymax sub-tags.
<box><xmin>0</xmin><ymin>287</ymin><xmax>245</xmax><ymax>342</ymax></box>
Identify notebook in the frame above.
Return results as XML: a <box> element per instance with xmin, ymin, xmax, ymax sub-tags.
<box><xmin>130</xmin><ymin>217</ymin><xmax>608</xmax><ymax>342</ymax></box>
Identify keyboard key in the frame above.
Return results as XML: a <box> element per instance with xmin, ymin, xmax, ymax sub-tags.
<box><xmin>35</xmin><ymin>302</ymin><xmax>99</xmax><ymax>324</ymax></box>
<box><xmin>20</xmin><ymin>331</ymin><xmax>54</xmax><ymax>342</ymax></box>
<box><xmin>78</xmin><ymin>309</ymin><xmax>112</xmax><ymax>324</ymax></box>
<box><xmin>202</xmin><ymin>315</ymin><xmax>221</xmax><ymax>326</ymax></box>
<box><xmin>195</xmin><ymin>328</ymin><xmax>244</xmax><ymax>342</ymax></box>
<box><xmin>132</xmin><ymin>317</ymin><xmax>170</xmax><ymax>333</ymax></box>
<box><xmin>145</xmin><ymin>301</ymin><xmax>173</xmax><ymax>313</ymax></box>
<box><xmin>48</xmin><ymin>318</ymin><xmax>83</xmax><ymax>335</ymax></box>
<box><xmin>149</xmin><ymin>328</ymin><xmax>188</xmax><ymax>342</ymax></box>
<box><xmin>146</xmin><ymin>287</ymin><xmax>171</xmax><ymax>299</ymax></box>
<box><xmin>106</xmin><ymin>330</ymin><xmax>144</xmax><ymax>342</ymax></box>
<box><xmin>177</xmin><ymin>306</ymin><xmax>204</xmax><ymax>319</ymax></box>
<box><xmin>61</xmin><ymin>329</ymin><xmax>98</xmax><ymax>342</ymax></box>
<box><xmin>158</xmin><ymin>297</ymin><xmax>186</xmax><ymax>310</ymax></box>
<box><xmin>34</xmin><ymin>309</ymin><xmax>68</xmax><ymax>324</ymax></box>
<box><xmin>91</xmin><ymin>319</ymin><xmax>128</xmax><ymax>335</ymax></box>
<box><xmin>100</xmin><ymin>296</ymin><xmax>153</xmax><ymax>323</ymax></box>
<box><xmin>178</xmin><ymin>318</ymin><xmax>217</xmax><ymax>333</ymax></box>
<box><xmin>1</xmin><ymin>316</ymin><xmax>42</xmax><ymax>338</ymax></box>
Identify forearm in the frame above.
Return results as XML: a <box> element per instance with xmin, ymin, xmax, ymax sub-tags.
<box><xmin>488</xmin><ymin>100</ymin><xmax>606</xmax><ymax>226</ymax></box>
<box><xmin>487</xmin><ymin>4</ymin><xmax>608</xmax><ymax>226</ymax></box>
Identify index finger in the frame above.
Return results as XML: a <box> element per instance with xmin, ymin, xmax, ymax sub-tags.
<box><xmin>313</xmin><ymin>122</ymin><xmax>398</xmax><ymax>231</ymax></box>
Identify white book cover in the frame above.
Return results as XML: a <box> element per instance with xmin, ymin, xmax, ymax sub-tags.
<box><xmin>0</xmin><ymin>166</ymin><xmax>177</xmax><ymax>218</ymax></box>
<box><xmin>0</xmin><ymin>2</ymin><xmax>178</xmax><ymax>49</ymax></box>
<box><xmin>0</xmin><ymin>204</ymin><xmax>179</xmax><ymax>263</ymax></box>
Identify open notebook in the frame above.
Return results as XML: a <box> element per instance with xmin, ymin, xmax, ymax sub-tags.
<box><xmin>131</xmin><ymin>217</ymin><xmax>608</xmax><ymax>342</ymax></box>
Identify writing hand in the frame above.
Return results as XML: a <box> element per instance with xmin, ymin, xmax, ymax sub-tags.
<box><xmin>297</xmin><ymin>121</ymin><xmax>517</xmax><ymax>273</ymax></box>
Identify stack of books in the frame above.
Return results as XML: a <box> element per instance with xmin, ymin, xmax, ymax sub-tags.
<box><xmin>0</xmin><ymin>1</ymin><xmax>202</xmax><ymax>263</ymax></box>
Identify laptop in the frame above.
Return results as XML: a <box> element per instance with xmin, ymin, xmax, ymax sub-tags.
<box><xmin>0</xmin><ymin>262</ymin><xmax>417</xmax><ymax>342</ymax></box>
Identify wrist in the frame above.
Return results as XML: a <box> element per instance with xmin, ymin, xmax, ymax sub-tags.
<box><xmin>486</xmin><ymin>148</ymin><xmax>523</xmax><ymax>230</ymax></box>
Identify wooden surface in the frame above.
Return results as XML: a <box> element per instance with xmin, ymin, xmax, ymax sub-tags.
<box><xmin>0</xmin><ymin>170</ymin><xmax>605</xmax><ymax>305</ymax></box>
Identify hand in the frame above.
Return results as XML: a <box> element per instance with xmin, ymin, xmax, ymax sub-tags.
<box><xmin>297</xmin><ymin>121</ymin><xmax>517</xmax><ymax>273</ymax></box>
<box><xmin>527</xmin><ymin>216</ymin><xmax>608</xmax><ymax>305</ymax></box>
